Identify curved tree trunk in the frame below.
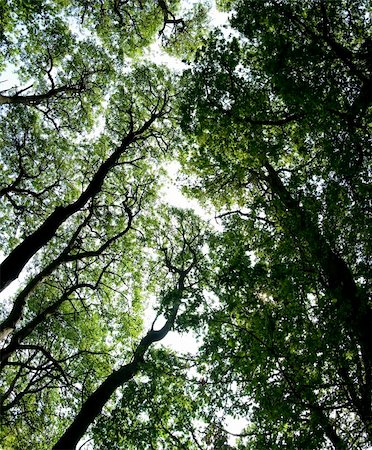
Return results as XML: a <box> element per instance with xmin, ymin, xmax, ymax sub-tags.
<box><xmin>52</xmin><ymin>267</ymin><xmax>189</xmax><ymax>450</ymax></box>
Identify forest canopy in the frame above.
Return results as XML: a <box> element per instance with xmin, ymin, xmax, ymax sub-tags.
<box><xmin>0</xmin><ymin>0</ymin><xmax>371</xmax><ymax>449</ymax></box>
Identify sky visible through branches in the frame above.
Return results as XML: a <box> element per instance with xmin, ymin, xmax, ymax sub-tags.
<box><xmin>1</xmin><ymin>0</ymin><xmax>371</xmax><ymax>448</ymax></box>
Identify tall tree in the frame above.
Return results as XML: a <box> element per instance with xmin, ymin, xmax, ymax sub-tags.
<box><xmin>0</xmin><ymin>1</ymin><xmax>208</xmax><ymax>448</ymax></box>
<box><xmin>178</xmin><ymin>0</ymin><xmax>371</xmax><ymax>447</ymax></box>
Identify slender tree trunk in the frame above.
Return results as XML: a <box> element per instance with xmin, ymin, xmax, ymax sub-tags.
<box><xmin>0</xmin><ymin>206</ymin><xmax>133</xmax><ymax>340</ymax></box>
<box><xmin>263</xmin><ymin>161</ymin><xmax>372</xmax><ymax>367</ymax></box>
<box><xmin>52</xmin><ymin>360</ymin><xmax>140</xmax><ymax>450</ymax></box>
<box><xmin>0</xmin><ymin>284</ymin><xmax>89</xmax><ymax>368</ymax></box>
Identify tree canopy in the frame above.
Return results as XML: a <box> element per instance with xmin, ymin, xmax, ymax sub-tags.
<box><xmin>0</xmin><ymin>1</ymin><xmax>371</xmax><ymax>449</ymax></box>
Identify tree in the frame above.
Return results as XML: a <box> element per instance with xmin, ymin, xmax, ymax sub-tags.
<box><xmin>178</xmin><ymin>0</ymin><xmax>371</xmax><ymax>447</ymax></box>
<box><xmin>0</xmin><ymin>1</ymin><xmax>208</xmax><ymax>448</ymax></box>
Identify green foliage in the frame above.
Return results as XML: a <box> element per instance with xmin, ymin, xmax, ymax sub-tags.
<box><xmin>0</xmin><ymin>1</ymin><xmax>208</xmax><ymax>448</ymax></box>
<box><xmin>0</xmin><ymin>0</ymin><xmax>371</xmax><ymax>449</ymax></box>
<box><xmin>162</xmin><ymin>2</ymin><xmax>210</xmax><ymax>60</ymax></box>
<box><xmin>177</xmin><ymin>0</ymin><xmax>372</xmax><ymax>448</ymax></box>
<box><xmin>92</xmin><ymin>349</ymin><xmax>199</xmax><ymax>449</ymax></box>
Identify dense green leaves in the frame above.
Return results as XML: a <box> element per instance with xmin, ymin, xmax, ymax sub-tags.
<box><xmin>0</xmin><ymin>0</ymin><xmax>371</xmax><ymax>449</ymax></box>
<box><xmin>0</xmin><ymin>1</ymin><xmax>208</xmax><ymax>447</ymax></box>
<box><xmin>177</xmin><ymin>0</ymin><xmax>371</xmax><ymax>448</ymax></box>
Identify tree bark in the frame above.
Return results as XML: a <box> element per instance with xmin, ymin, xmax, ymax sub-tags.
<box><xmin>311</xmin><ymin>408</ymin><xmax>348</xmax><ymax>450</ymax></box>
<box><xmin>0</xmin><ymin>284</ymin><xmax>89</xmax><ymax>368</ymax></box>
<box><xmin>0</xmin><ymin>85</ymin><xmax>83</xmax><ymax>106</ymax></box>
